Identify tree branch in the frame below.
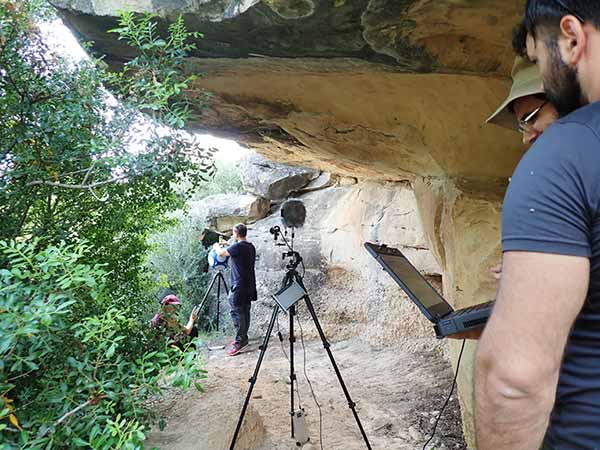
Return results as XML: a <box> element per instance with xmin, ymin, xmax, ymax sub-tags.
<box><xmin>26</xmin><ymin>174</ymin><xmax>129</xmax><ymax>189</ymax></box>
<box><xmin>54</xmin><ymin>398</ymin><xmax>96</xmax><ymax>427</ymax></box>
<box><xmin>37</xmin><ymin>394</ymin><xmax>106</xmax><ymax>438</ymax></box>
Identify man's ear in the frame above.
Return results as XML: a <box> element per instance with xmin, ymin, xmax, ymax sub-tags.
<box><xmin>559</xmin><ymin>15</ymin><xmax>587</xmax><ymax>65</ymax></box>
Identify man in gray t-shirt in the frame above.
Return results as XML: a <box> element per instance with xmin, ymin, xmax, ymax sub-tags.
<box><xmin>475</xmin><ymin>3</ymin><xmax>600</xmax><ymax>450</ymax></box>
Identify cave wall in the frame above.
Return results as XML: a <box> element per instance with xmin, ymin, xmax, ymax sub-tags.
<box><xmin>415</xmin><ymin>177</ymin><xmax>505</xmax><ymax>445</ymax></box>
<box><xmin>55</xmin><ymin>1</ymin><xmax>529</xmax><ymax>448</ymax></box>
<box><xmin>247</xmin><ymin>180</ymin><xmax>444</xmax><ymax>350</ymax></box>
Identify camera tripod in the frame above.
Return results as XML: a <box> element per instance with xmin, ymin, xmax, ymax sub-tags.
<box><xmin>229</xmin><ymin>249</ymin><xmax>373</xmax><ymax>450</ymax></box>
<box><xmin>197</xmin><ymin>267</ymin><xmax>229</xmax><ymax>331</ymax></box>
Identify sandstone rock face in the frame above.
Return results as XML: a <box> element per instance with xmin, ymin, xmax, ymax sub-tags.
<box><xmin>414</xmin><ymin>176</ymin><xmax>504</xmax><ymax>444</ymax></box>
<box><xmin>238</xmin><ymin>153</ymin><xmax>320</xmax><ymax>200</ymax></box>
<box><xmin>197</xmin><ymin>194</ymin><xmax>270</xmax><ymax>232</ymax></box>
<box><xmin>56</xmin><ymin>2</ymin><xmax>529</xmax><ymax>448</ymax></box>
<box><xmin>240</xmin><ymin>181</ymin><xmax>443</xmax><ymax>349</ymax></box>
<box><xmin>57</xmin><ymin>1</ymin><xmax>524</xmax><ymax>183</ymax></box>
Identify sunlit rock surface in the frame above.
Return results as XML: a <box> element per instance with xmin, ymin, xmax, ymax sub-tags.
<box><xmin>57</xmin><ymin>2</ymin><xmax>526</xmax><ymax>447</ymax></box>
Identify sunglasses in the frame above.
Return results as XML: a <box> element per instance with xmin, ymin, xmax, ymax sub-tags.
<box><xmin>551</xmin><ymin>0</ymin><xmax>584</xmax><ymax>23</ymax></box>
<box><xmin>518</xmin><ymin>101</ymin><xmax>548</xmax><ymax>134</ymax></box>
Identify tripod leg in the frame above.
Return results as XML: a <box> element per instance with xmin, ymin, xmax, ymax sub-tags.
<box><xmin>216</xmin><ymin>273</ymin><xmax>222</xmax><ymax>332</ymax></box>
<box><xmin>229</xmin><ymin>305</ymin><xmax>279</xmax><ymax>450</ymax></box>
<box><xmin>197</xmin><ymin>272</ymin><xmax>220</xmax><ymax>318</ymax></box>
<box><xmin>221</xmin><ymin>274</ymin><xmax>230</xmax><ymax>295</ymax></box>
<box><xmin>289</xmin><ymin>305</ymin><xmax>296</xmax><ymax>438</ymax></box>
<box><xmin>303</xmin><ymin>295</ymin><xmax>373</xmax><ymax>450</ymax></box>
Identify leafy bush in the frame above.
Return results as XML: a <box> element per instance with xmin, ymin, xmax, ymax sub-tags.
<box><xmin>147</xmin><ymin>160</ymin><xmax>244</xmax><ymax>326</ymax></box>
<box><xmin>0</xmin><ymin>3</ymin><xmax>212</xmax><ymax>449</ymax></box>
<box><xmin>190</xmin><ymin>160</ymin><xmax>244</xmax><ymax>200</ymax></box>
<box><xmin>146</xmin><ymin>212</ymin><xmax>209</xmax><ymax>313</ymax></box>
<box><xmin>0</xmin><ymin>240</ymin><xmax>206</xmax><ymax>449</ymax></box>
<box><xmin>0</xmin><ymin>2</ymin><xmax>214</xmax><ymax>291</ymax></box>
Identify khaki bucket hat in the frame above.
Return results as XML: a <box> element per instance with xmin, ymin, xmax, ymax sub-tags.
<box><xmin>486</xmin><ymin>56</ymin><xmax>545</xmax><ymax>130</ymax></box>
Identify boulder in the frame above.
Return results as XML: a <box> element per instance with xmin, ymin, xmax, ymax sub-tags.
<box><xmin>199</xmin><ymin>194</ymin><xmax>270</xmax><ymax>233</ymax></box>
<box><xmin>238</xmin><ymin>153</ymin><xmax>319</xmax><ymax>200</ymax></box>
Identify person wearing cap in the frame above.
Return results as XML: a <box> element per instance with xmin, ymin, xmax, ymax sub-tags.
<box><xmin>151</xmin><ymin>294</ymin><xmax>199</xmax><ymax>350</ymax></box>
<box><xmin>486</xmin><ymin>57</ymin><xmax>560</xmax><ymax>280</ymax></box>
<box><xmin>450</xmin><ymin>57</ymin><xmax>559</xmax><ymax>342</ymax></box>
<box><xmin>487</xmin><ymin>56</ymin><xmax>558</xmax><ymax>146</ymax></box>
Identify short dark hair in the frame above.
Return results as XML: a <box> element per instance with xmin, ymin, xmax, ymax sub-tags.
<box><xmin>233</xmin><ymin>223</ymin><xmax>247</xmax><ymax>237</ymax></box>
<box><xmin>513</xmin><ymin>0</ymin><xmax>600</xmax><ymax>55</ymax></box>
<box><xmin>512</xmin><ymin>20</ymin><xmax>528</xmax><ymax>57</ymax></box>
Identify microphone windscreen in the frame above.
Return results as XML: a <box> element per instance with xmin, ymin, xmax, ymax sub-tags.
<box><xmin>281</xmin><ymin>199</ymin><xmax>306</xmax><ymax>228</ymax></box>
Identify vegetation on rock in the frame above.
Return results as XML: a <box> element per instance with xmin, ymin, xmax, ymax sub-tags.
<box><xmin>0</xmin><ymin>2</ymin><xmax>213</xmax><ymax>448</ymax></box>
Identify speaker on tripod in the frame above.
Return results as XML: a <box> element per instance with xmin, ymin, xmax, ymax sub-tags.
<box><xmin>229</xmin><ymin>200</ymin><xmax>373</xmax><ymax>450</ymax></box>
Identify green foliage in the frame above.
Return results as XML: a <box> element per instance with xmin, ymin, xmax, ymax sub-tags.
<box><xmin>0</xmin><ymin>240</ymin><xmax>207</xmax><ymax>449</ymax></box>
<box><xmin>108</xmin><ymin>12</ymin><xmax>208</xmax><ymax>129</ymax></box>
<box><xmin>146</xmin><ymin>212</ymin><xmax>209</xmax><ymax>319</ymax></box>
<box><xmin>0</xmin><ymin>3</ymin><xmax>212</xmax><ymax>449</ymax></box>
<box><xmin>190</xmin><ymin>160</ymin><xmax>244</xmax><ymax>200</ymax></box>
<box><xmin>147</xmin><ymin>160</ymin><xmax>244</xmax><ymax>324</ymax></box>
<box><xmin>0</xmin><ymin>3</ymin><xmax>214</xmax><ymax>252</ymax></box>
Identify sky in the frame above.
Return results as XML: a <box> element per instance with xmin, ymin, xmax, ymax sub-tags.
<box><xmin>37</xmin><ymin>19</ymin><xmax>250</xmax><ymax>162</ymax></box>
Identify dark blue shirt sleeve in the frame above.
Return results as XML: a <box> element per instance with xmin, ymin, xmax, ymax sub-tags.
<box><xmin>502</xmin><ymin>122</ymin><xmax>600</xmax><ymax>257</ymax></box>
<box><xmin>227</xmin><ymin>242</ymin><xmax>240</xmax><ymax>256</ymax></box>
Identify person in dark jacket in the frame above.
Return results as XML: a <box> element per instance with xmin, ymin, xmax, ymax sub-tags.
<box><xmin>213</xmin><ymin>223</ymin><xmax>257</xmax><ymax>356</ymax></box>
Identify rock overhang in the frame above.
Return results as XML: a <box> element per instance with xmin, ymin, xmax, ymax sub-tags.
<box><xmin>55</xmin><ymin>0</ymin><xmax>526</xmax><ymax>184</ymax></box>
<box><xmin>54</xmin><ymin>3</ymin><xmax>529</xmax><ymax>447</ymax></box>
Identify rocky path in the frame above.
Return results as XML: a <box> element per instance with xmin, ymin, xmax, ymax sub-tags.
<box><xmin>145</xmin><ymin>334</ymin><xmax>467</xmax><ymax>450</ymax></box>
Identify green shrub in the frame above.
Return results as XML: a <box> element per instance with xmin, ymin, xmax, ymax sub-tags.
<box><xmin>190</xmin><ymin>160</ymin><xmax>244</xmax><ymax>200</ymax></box>
<box><xmin>146</xmin><ymin>212</ymin><xmax>209</xmax><ymax>316</ymax></box>
<box><xmin>0</xmin><ymin>240</ymin><xmax>206</xmax><ymax>449</ymax></box>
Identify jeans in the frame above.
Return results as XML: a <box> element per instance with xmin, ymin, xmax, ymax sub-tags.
<box><xmin>229</xmin><ymin>292</ymin><xmax>251</xmax><ymax>345</ymax></box>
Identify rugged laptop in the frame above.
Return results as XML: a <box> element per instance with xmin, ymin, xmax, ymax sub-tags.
<box><xmin>364</xmin><ymin>242</ymin><xmax>494</xmax><ymax>338</ymax></box>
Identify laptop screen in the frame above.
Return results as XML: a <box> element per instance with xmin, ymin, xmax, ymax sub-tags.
<box><xmin>379</xmin><ymin>253</ymin><xmax>453</xmax><ymax>318</ymax></box>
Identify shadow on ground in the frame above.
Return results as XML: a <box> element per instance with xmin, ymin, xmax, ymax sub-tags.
<box><xmin>145</xmin><ymin>333</ymin><xmax>467</xmax><ymax>450</ymax></box>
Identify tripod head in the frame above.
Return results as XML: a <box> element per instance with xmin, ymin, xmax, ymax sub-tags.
<box><xmin>282</xmin><ymin>249</ymin><xmax>303</xmax><ymax>272</ymax></box>
<box><xmin>270</xmin><ymin>224</ymin><xmax>304</xmax><ymax>277</ymax></box>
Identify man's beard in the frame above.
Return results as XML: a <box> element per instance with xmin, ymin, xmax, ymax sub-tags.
<box><xmin>544</xmin><ymin>40</ymin><xmax>587</xmax><ymax>117</ymax></box>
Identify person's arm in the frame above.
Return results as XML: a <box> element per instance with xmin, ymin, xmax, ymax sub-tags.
<box><xmin>474</xmin><ymin>122</ymin><xmax>600</xmax><ymax>449</ymax></box>
<box><xmin>185</xmin><ymin>306</ymin><xmax>199</xmax><ymax>335</ymax></box>
<box><xmin>475</xmin><ymin>251</ymin><xmax>588</xmax><ymax>449</ymax></box>
<box><xmin>150</xmin><ymin>313</ymin><xmax>162</xmax><ymax>327</ymax></box>
<box><xmin>213</xmin><ymin>242</ymin><xmax>230</xmax><ymax>257</ymax></box>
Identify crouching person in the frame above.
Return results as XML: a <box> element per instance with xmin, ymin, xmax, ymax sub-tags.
<box><xmin>151</xmin><ymin>294</ymin><xmax>199</xmax><ymax>351</ymax></box>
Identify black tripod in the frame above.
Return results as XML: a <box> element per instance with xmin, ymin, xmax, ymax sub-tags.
<box><xmin>229</xmin><ymin>249</ymin><xmax>373</xmax><ymax>450</ymax></box>
<box><xmin>197</xmin><ymin>267</ymin><xmax>229</xmax><ymax>331</ymax></box>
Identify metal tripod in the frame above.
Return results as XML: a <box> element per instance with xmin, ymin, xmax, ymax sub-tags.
<box><xmin>229</xmin><ymin>259</ymin><xmax>373</xmax><ymax>450</ymax></box>
<box><xmin>197</xmin><ymin>267</ymin><xmax>229</xmax><ymax>331</ymax></box>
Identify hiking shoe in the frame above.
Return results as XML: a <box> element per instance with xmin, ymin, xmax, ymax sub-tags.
<box><xmin>227</xmin><ymin>342</ymin><xmax>247</xmax><ymax>356</ymax></box>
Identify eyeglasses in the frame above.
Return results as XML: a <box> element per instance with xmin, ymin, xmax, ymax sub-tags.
<box><xmin>518</xmin><ymin>101</ymin><xmax>548</xmax><ymax>133</ymax></box>
<box><xmin>551</xmin><ymin>0</ymin><xmax>585</xmax><ymax>23</ymax></box>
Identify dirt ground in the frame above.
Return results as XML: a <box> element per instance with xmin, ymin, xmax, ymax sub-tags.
<box><xmin>145</xmin><ymin>332</ymin><xmax>467</xmax><ymax>450</ymax></box>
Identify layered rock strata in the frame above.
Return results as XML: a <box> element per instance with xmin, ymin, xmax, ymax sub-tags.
<box><xmin>56</xmin><ymin>2</ymin><xmax>527</xmax><ymax>447</ymax></box>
